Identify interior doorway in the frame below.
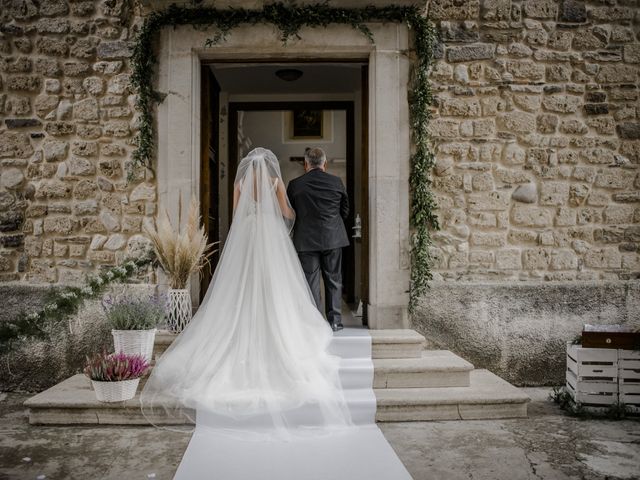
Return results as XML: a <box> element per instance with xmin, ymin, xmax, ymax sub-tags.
<box><xmin>199</xmin><ymin>61</ymin><xmax>369</xmax><ymax>325</ymax></box>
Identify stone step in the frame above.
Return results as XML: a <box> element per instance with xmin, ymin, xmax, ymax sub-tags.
<box><xmin>373</xmin><ymin>350</ymin><xmax>473</xmax><ymax>389</ymax></box>
<box><xmin>146</xmin><ymin>350</ymin><xmax>472</xmax><ymax>391</ymax></box>
<box><xmin>374</xmin><ymin>369</ymin><xmax>530</xmax><ymax>422</ymax></box>
<box><xmin>24</xmin><ymin>369</ymin><xmax>528</xmax><ymax>425</ymax></box>
<box><xmin>153</xmin><ymin>328</ymin><xmax>426</xmax><ymax>360</ymax></box>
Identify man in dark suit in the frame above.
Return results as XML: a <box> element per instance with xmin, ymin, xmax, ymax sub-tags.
<box><xmin>287</xmin><ymin>147</ymin><xmax>349</xmax><ymax>331</ymax></box>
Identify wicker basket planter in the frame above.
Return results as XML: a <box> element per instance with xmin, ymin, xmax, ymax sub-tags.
<box><xmin>91</xmin><ymin>378</ymin><xmax>141</xmax><ymax>402</ymax></box>
<box><xmin>112</xmin><ymin>328</ymin><xmax>157</xmax><ymax>363</ymax></box>
<box><xmin>167</xmin><ymin>288</ymin><xmax>192</xmax><ymax>333</ymax></box>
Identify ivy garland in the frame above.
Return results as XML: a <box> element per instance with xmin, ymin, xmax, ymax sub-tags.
<box><xmin>130</xmin><ymin>2</ymin><xmax>440</xmax><ymax>312</ymax></box>
<box><xmin>0</xmin><ymin>257</ymin><xmax>151</xmax><ymax>350</ymax></box>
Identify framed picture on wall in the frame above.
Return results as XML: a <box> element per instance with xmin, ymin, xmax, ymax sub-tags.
<box><xmin>283</xmin><ymin>110</ymin><xmax>333</xmax><ymax>143</ymax></box>
<box><xmin>293</xmin><ymin>110</ymin><xmax>322</xmax><ymax>138</ymax></box>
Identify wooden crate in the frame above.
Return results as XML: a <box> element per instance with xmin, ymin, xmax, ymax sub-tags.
<box><xmin>582</xmin><ymin>324</ymin><xmax>640</xmax><ymax>349</ymax></box>
<box><xmin>618</xmin><ymin>349</ymin><xmax>640</xmax><ymax>413</ymax></box>
<box><xmin>566</xmin><ymin>342</ymin><xmax>618</xmax><ymax>407</ymax></box>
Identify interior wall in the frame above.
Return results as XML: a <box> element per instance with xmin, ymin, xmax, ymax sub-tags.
<box><xmin>239</xmin><ymin>110</ymin><xmax>348</xmax><ymax>186</ymax></box>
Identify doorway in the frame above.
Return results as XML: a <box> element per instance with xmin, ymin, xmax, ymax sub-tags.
<box><xmin>199</xmin><ymin>62</ymin><xmax>369</xmax><ymax>325</ymax></box>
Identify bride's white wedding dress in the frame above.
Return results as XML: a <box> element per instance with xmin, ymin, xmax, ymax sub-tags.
<box><xmin>140</xmin><ymin>147</ymin><xmax>352</xmax><ymax>434</ymax></box>
<box><xmin>141</xmin><ymin>147</ymin><xmax>412</xmax><ymax>479</ymax></box>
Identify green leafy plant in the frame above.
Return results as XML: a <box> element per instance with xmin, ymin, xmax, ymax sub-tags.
<box><xmin>103</xmin><ymin>294</ymin><xmax>166</xmax><ymax>330</ymax></box>
<box><xmin>84</xmin><ymin>351</ymin><xmax>150</xmax><ymax>382</ymax></box>
<box><xmin>549</xmin><ymin>386</ymin><xmax>637</xmax><ymax>420</ymax></box>
<box><xmin>0</xmin><ymin>257</ymin><xmax>152</xmax><ymax>350</ymax></box>
<box><xmin>130</xmin><ymin>2</ymin><xmax>439</xmax><ymax>311</ymax></box>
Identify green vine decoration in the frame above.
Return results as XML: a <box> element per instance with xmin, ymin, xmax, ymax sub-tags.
<box><xmin>0</xmin><ymin>257</ymin><xmax>152</xmax><ymax>351</ymax></box>
<box><xmin>130</xmin><ymin>2</ymin><xmax>440</xmax><ymax>312</ymax></box>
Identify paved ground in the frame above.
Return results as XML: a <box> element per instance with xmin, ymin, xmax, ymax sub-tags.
<box><xmin>1</xmin><ymin>388</ymin><xmax>638</xmax><ymax>480</ymax></box>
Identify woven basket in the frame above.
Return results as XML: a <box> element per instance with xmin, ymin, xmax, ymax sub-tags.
<box><xmin>112</xmin><ymin>329</ymin><xmax>157</xmax><ymax>363</ymax></box>
<box><xmin>91</xmin><ymin>378</ymin><xmax>140</xmax><ymax>402</ymax></box>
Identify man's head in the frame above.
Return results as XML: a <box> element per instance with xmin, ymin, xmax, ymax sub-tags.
<box><xmin>304</xmin><ymin>147</ymin><xmax>326</xmax><ymax>172</ymax></box>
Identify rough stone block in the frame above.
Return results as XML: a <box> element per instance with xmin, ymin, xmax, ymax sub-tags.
<box><xmin>0</xmin><ymin>211</ymin><xmax>24</xmax><ymax>232</ymax></box>
<box><xmin>559</xmin><ymin>0</ymin><xmax>586</xmax><ymax>23</ymax></box>
<box><xmin>603</xmin><ymin>205</ymin><xmax>635</xmax><ymax>224</ymax></box>
<box><xmin>470</xmin><ymin>232</ymin><xmax>505</xmax><ymax>247</ymax></box>
<box><xmin>0</xmin><ymin>132</ymin><xmax>33</xmax><ymax>158</ymax></box>
<box><xmin>7</xmin><ymin>75</ymin><xmax>41</xmax><ymax>92</ymax></box>
<box><xmin>36</xmin><ymin>37</ymin><xmax>68</xmax><ymax>56</ymax></box>
<box><xmin>430</xmin><ymin>0</ymin><xmax>480</xmax><ymax>20</ymax></box>
<box><xmin>72</xmin><ymin>98</ymin><xmax>99</xmax><ymax>121</ymax></box>
<box><xmin>468</xmin><ymin>191</ymin><xmax>510</xmax><ymax>211</ymax></box>
<box><xmin>594</xmin><ymin>170</ymin><xmax>634</xmax><ymax>190</ymax></box>
<box><xmin>73</xmin><ymin>179</ymin><xmax>98</xmax><ymax>200</ymax></box>
<box><xmin>505</xmin><ymin>60</ymin><xmax>545</xmax><ymax>80</ymax></box>
<box><xmin>584</xmin><ymin>248</ymin><xmax>621</xmax><ymax>269</ymax></box>
<box><xmin>440</xmin><ymin>98</ymin><xmax>481</xmax><ymax>117</ymax></box>
<box><xmin>550</xmin><ymin>250</ymin><xmax>578</xmax><ymax>270</ymax></box>
<box><xmin>616</xmin><ymin>123</ymin><xmax>640</xmax><ymax>140</ymax></box>
<box><xmin>523</xmin><ymin>248</ymin><xmax>550</xmax><ymax>269</ymax></box>
<box><xmin>43</xmin><ymin>217</ymin><xmax>76</xmax><ymax>234</ymax></box>
<box><xmin>540</xmin><ymin>182</ymin><xmax>569</xmax><ymax>206</ymax></box>
<box><xmin>497</xmin><ymin>111</ymin><xmax>536</xmax><ymax>134</ymax></box>
<box><xmin>446</xmin><ymin>43</ymin><xmax>495</xmax><ymax>63</ymax></box>
<box><xmin>96</xmin><ymin>41</ymin><xmax>133</xmax><ymax>60</ymax></box>
<box><xmin>595</xmin><ymin>65</ymin><xmax>637</xmax><ymax>83</ymax></box>
<box><xmin>512</xmin><ymin>207</ymin><xmax>554</xmax><ymax>227</ymax></box>
<box><xmin>495</xmin><ymin>249</ymin><xmax>521</xmax><ymax>269</ymax></box>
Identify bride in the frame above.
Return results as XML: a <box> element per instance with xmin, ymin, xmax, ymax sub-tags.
<box><xmin>140</xmin><ymin>147</ymin><xmax>353</xmax><ymax>435</ymax></box>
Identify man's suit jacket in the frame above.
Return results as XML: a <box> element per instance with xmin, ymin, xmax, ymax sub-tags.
<box><xmin>286</xmin><ymin>169</ymin><xmax>350</xmax><ymax>252</ymax></box>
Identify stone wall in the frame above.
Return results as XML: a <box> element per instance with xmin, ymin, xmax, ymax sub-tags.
<box><xmin>0</xmin><ymin>1</ymin><xmax>639</xmax><ymax>388</ymax></box>
<box><xmin>427</xmin><ymin>0</ymin><xmax>640</xmax><ymax>282</ymax></box>
<box><xmin>0</xmin><ymin>0</ymin><xmax>153</xmax><ymax>288</ymax></box>
<box><xmin>415</xmin><ymin>0</ymin><xmax>640</xmax><ymax>385</ymax></box>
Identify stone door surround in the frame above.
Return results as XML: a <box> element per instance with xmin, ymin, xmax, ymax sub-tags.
<box><xmin>155</xmin><ymin>23</ymin><xmax>412</xmax><ymax>329</ymax></box>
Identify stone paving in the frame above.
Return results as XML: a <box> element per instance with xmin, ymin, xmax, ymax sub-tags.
<box><xmin>1</xmin><ymin>388</ymin><xmax>638</xmax><ymax>480</ymax></box>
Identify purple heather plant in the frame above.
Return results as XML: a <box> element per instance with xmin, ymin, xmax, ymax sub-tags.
<box><xmin>84</xmin><ymin>351</ymin><xmax>150</xmax><ymax>382</ymax></box>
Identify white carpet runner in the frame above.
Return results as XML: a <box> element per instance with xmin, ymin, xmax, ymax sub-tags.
<box><xmin>173</xmin><ymin>328</ymin><xmax>412</xmax><ymax>479</ymax></box>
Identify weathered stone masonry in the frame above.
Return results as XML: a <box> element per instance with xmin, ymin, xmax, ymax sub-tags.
<box><xmin>0</xmin><ymin>0</ymin><xmax>153</xmax><ymax>286</ymax></box>
<box><xmin>428</xmin><ymin>0</ymin><xmax>640</xmax><ymax>282</ymax></box>
<box><xmin>0</xmin><ymin>0</ymin><xmax>639</xmax><ymax>386</ymax></box>
<box><xmin>416</xmin><ymin>0</ymin><xmax>640</xmax><ymax>385</ymax></box>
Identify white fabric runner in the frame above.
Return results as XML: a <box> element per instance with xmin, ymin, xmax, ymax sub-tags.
<box><xmin>173</xmin><ymin>328</ymin><xmax>412</xmax><ymax>479</ymax></box>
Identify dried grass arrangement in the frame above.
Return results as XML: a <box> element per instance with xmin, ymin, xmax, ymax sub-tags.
<box><xmin>144</xmin><ymin>197</ymin><xmax>216</xmax><ymax>289</ymax></box>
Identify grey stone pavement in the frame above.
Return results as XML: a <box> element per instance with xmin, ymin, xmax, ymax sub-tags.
<box><xmin>1</xmin><ymin>388</ymin><xmax>638</xmax><ymax>480</ymax></box>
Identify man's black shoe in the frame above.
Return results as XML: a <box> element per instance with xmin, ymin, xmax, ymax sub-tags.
<box><xmin>331</xmin><ymin>323</ymin><xmax>344</xmax><ymax>332</ymax></box>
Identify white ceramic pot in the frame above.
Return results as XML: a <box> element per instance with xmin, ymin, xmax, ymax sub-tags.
<box><xmin>91</xmin><ymin>378</ymin><xmax>140</xmax><ymax>402</ymax></box>
<box><xmin>112</xmin><ymin>328</ymin><xmax>157</xmax><ymax>363</ymax></box>
<box><xmin>167</xmin><ymin>288</ymin><xmax>192</xmax><ymax>333</ymax></box>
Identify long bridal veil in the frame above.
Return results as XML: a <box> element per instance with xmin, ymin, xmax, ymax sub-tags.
<box><xmin>140</xmin><ymin>147</ymin><xmax>353</xmax><ymax>437</ymax></box>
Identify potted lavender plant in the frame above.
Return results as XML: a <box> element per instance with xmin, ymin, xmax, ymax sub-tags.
<box><xmin>84</xmin><ymin>351</ymin><xmax>150</xmax><ymax>402</ymax></box>
<box><xmin>103</xmin><ymin>294</ymin><xmax>166</xmax><ymax>363</ymax></box>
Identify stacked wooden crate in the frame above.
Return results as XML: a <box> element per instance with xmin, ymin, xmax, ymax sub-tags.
<box><xmin>566</xmin><ymin>343</ymin><xmax>618</xmax><ymax>408</ymax></box>
<box><xmin>566</xmin><ymin>342</ymin><xmax>640</xmax><ymax>412</ymax></box>
<box><xmin>618</xmin><ymin>349</ymin><xmax>640</xmax><ymax>413</ymax></box>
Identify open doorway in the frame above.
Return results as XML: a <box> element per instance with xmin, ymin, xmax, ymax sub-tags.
<box><xmin>200</xmin><ymin>62</ymin><xmax>369</xmax><ymax>326</ymax></box>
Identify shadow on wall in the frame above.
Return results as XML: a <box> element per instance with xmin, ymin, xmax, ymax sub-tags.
<box><xmin>412</xmin><ymin>281</ymin><xmax>640</xmax><ymax>386</ymax></box>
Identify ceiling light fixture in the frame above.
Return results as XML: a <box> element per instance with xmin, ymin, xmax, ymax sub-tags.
<box><xmin>275</xmin><ymin>68</ymin><xmax>303</xmax><ymax>82</ymax></box>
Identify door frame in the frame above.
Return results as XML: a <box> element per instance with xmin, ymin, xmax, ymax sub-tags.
<box><xmin>225</xmin><ymin>100</ymin><xmax>364</xmax><ymax>311</ymax></box>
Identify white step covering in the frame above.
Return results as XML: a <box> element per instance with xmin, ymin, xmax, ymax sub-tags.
<box><xmin>174</xmin><ymin>328</ymin><xmax>412</xmax><ymax>479</ymax></box>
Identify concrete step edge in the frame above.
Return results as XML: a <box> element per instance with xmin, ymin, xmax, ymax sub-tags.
<box><xmin>373</xmin><ymin>351</ymin><xmax>474</xmax><ymax>373</ymax></box>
